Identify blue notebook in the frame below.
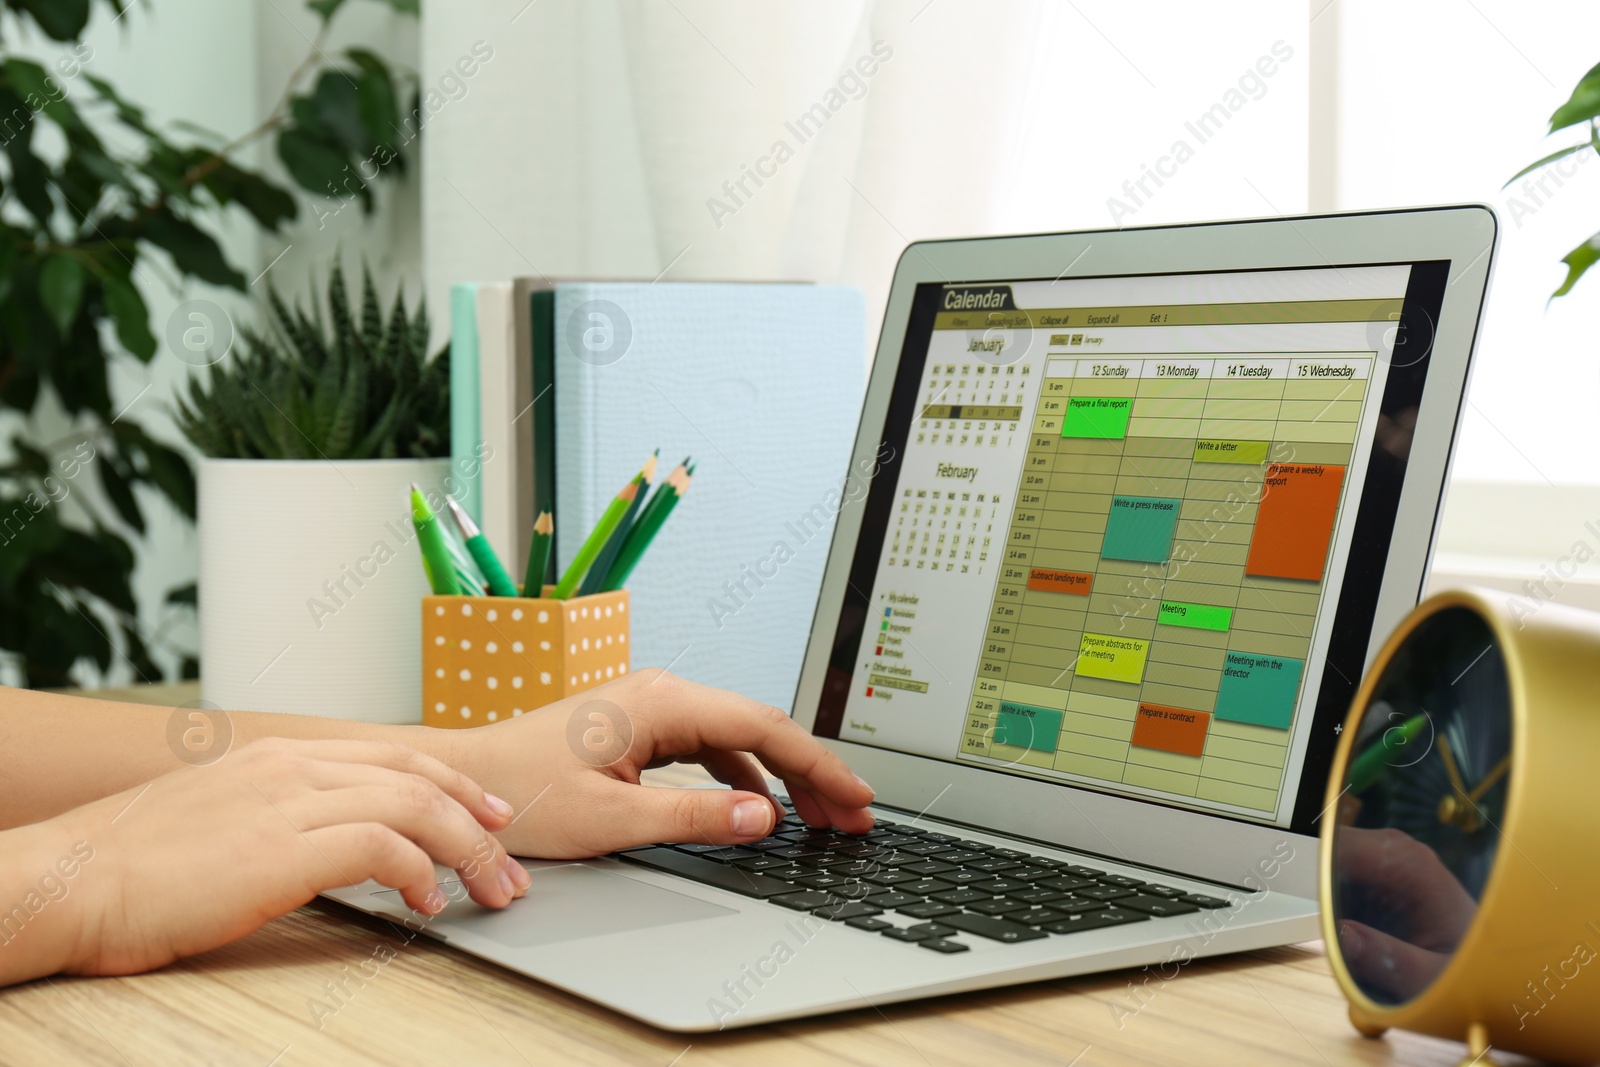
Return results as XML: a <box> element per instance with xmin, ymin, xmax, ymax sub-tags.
<box><xmin>551</xmin><ymin>282</ymin><xmax>865</xmax><ymax>710</ymax></box>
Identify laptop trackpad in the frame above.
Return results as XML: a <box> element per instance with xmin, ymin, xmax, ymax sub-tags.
<box><xmin>373</xmin><ymin>862</ymin><xmax>737</xmax><ymax>947</ymax></box>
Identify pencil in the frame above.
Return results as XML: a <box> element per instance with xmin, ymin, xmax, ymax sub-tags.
<box><xmin>551</xmin><ymin>453</ymin><xmax>658</xmax><ymax>599</ymax></box>
<box><xmin>580</xmin><ymin>453</ymin><xmax>682</xmax><ymax>595</ymax></box>
<box><xmin>600</xmin><ymin>462</ymin><xmax>691</xmax><ymax>591</ymax></box>
<box><xmin>615</xmin><ymin>455</ymin><xmax>685</xmax><ymax>553</ymax></box>
<box><xmin>639</xmin><ymin>455</ymin><xmax>688</xmax><ymax>523</ymax></box>
<box><xmin>580</xmin><ymin>477</ymin><xmax>649</xmax><ymax>597</ymax></box>
<box><xmin>522</xmin><ymin>510</ymin><xmax>553</xmax><ymax>596</ymax></box>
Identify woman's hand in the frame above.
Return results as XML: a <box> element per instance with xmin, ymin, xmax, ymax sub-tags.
<box><xmin>23</xmin><ymin>738</ymin><xmax>529</xmax><ymax>982</ymax></box>
<box><xmin>1332</xmin><ymin>825</ymin><xmax>1479</xmax><ymax>1002</ymax></box>
<box><xmin>446</xmin><ymin>669</ymin><xmax>876</xmax><ymax>859</ymax></box>
<box><xmin>0</xmin><ymin>670</ymin><xmax>873</xmax><ymax>987</ymax></box>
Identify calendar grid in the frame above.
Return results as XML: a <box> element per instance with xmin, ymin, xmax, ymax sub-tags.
<box><xmin>958</xmin><ymin>354</ymin><xmax>1370</xmax><ymax>813</ymax></box>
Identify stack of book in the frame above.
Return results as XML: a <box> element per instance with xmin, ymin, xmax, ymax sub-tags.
<box><xmin>450</xmin><ymin>280</ymin><xmax>865</xmax><ymax>711</ymax></box>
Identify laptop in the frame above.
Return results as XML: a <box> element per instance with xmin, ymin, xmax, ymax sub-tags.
<box><xmin>326</xmin><ymin>206</ymin><xmax>1497</xmax><ymax>1031</ymax></box>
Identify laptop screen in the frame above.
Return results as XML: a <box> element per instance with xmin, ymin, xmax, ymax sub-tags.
<box><xmin>813</xmin><ymin>261</ymin><xmax>1452</xmax><ymax>832</ymax></box>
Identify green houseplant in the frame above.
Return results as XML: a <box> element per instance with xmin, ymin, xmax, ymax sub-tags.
<box><xmin>0</xmin><ymin>0</ymin><xmax>419</xmax><ymax>688</ymax></box>
<box><xmin>177</xmin><ymin>265</ymin><xmax>454</xmax><ymax>724</ymax></box>
<box><xmin>176</xmin><ymin>264</ymin><xmax>447</xmax><ymax>461</ymax></box>
<box><xmin>1512</xmin><ymin>62</ymin><xmax>1600</xmax><ymax>296</ymax></box>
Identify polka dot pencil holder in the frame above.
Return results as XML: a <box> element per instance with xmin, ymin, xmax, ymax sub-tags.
<box><xmin>421</xmin><ymin>589</ymin><xmax>630</xmax><ymax>728</ymax></box>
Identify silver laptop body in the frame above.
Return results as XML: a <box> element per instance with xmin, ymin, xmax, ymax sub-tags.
<box><xmin>326</xmin><ymin>206</ymin><xmax>1497</xmax><ymax>1031</ymax></box>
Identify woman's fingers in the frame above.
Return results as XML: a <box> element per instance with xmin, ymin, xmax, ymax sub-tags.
<box><xmin>300</xmin><ymin>823</ymin><xmax>446</xmax><ymax>916</ymax></box>
<box><xmin>1337</xmin><ymin>919</ymin><xmax>1452</xmax><ymax>1003</ymax></box>
<box><xmin>784</xmin><ymin>779</ymin><xmax>875</xmax><ymax>833</ymax></box>
<box><xmin>787</xmin><ymin>787</ymin><xmax>832</xmax><ymax>829</ymax></box>
<box><xmin>273</xmin><ymin>739</ymin><xmax>514</xmax><ymax>830</ymax></box>
<box><xmin>586</xmin><ymin>777</ymin><xmax>779</xmax><ymax>849</ymax></box>
<box><xmin>1333</xmin><ymin>826</ymin><xmax>1477</xmax><ymax>945</ymax></box>
<box><xmin>288</xmin><ymin>784</ymin><xmax>526</xmax><ymax>907</ymax></box>
<box><xmin>693</xmin><ymin>750</ymin><xmax>784</xmax><ymax>821</ymax></box>
<box><xmin>629</xmin><ymin>673</ymin><xmax>874</xmax><ymax>829</ymax></box>
<box><xmin>252</xmin><ymin>739</ymin><xmax>528</xmax><ymax>905</ymax></box>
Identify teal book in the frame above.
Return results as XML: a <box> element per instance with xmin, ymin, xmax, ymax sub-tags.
<box><xmin>448</xmin><ymin>282</ymin><xmax>482</xmax><ymax>522</ymax></box>
<box><xmin>474</xmin><ymin>283</ymin><xmax>518</xmax><ymax>565</ymax></box>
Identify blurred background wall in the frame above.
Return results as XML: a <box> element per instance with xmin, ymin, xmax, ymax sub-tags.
<box><xmin>17</xmin><ymin>0</ymin><xmax>1600</xmax><ymax>684</ymax></box>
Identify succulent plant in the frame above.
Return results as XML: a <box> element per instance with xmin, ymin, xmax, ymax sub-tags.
<box><xmin>176</xmin><ymin>264</ymin><xmax>448</xmax><ymax>460</ymax></box>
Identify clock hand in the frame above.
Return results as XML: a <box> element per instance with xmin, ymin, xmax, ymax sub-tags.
<box><xmin>1434</xmin><ymin>734</ymin><xmax>1484</xmax><ymax>830</ymax></box>
<box><xmin>1435</xmin><ymin>734</ymin><xmax>1471</xmax><ymax>799</ymax></box>
<box><xmin>1464</xmin><ymin>754</ymin><xmax>1510</xmax><ymax>804</ymax></box>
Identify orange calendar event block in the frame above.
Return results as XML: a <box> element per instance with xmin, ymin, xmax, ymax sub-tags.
<box><xmin>1130</xmin><ymin>702</ymin><xmax>1210</xmax><ymax>758</ymax></box>
<box><xmin>1245</xmin><ymin>462</ymin><xmax>1346</xmax><ymax>582</ymax></box>
<box><xmin>1026</xmin><ymin>568</ymin><xmax>1093</xmax><ymax>595</ymax></box>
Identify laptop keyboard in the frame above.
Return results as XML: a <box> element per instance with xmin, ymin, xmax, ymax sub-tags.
<box><xmin>617</xmin><ymin>802</ymin><xmax>1229</xmax><ymax>954</ymax></box>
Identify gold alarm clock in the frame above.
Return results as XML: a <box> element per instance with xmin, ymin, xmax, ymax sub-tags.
<box><xmin>1320</xmin><ymin>587</ymin><xmax>1600</xmax><ymax>1065</ymax></box>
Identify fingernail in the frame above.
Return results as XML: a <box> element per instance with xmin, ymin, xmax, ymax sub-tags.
<box><xmin>732</xmin><ymin>798</ymin><xmax>771</xmax><ymax>837</ymax></box>
<box><xmin>485</xmin><ymin>793</ymin><xmax>514</xmax><ymax>818</ymax></box>
<box><xmin>424</xmin><ymin>888</ymin><xmax>446</xmax><ymax>915</ymax></box>
<box><xmin>853</xmin><ymin>773</ymin><xmax>875</xmax><ymax>797</ymax></box>
<box><xmin>497</xmin><ymin>865</ymin><xmax>516</xmax><ymax>900</ymax></box>
<box><xmin>504</xmin><ymin>854</ymin><xmax>530</xmax><ymax>891</ymax></box>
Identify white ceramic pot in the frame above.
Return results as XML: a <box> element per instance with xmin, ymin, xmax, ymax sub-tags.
<box><xmin>198</xmin><ymin>457</ymin><xmax>450</xmax><ymax>723</ymax></box>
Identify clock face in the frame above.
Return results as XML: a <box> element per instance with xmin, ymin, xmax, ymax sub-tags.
<box><xmin>1329</xmin><ymin>606</ymin><xmax>1512</xmax><ymax>1007</ymax></box>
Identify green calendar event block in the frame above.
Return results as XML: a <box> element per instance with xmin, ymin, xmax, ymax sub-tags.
<box><xmin>1159</xmin><ymin>601</ymin><xmax>1232</xmax><ymax>631</ymax></box>
<box><xmin>1214</xmin><ymin>651</ymin><xmax>1305</xmax><ymax>730</ymax></box>
<box><xmin>1061</xmin><ymin>396</ymin><xmax>1132</xmax><ymax>439</ymax></box>
<box><xmin>995</xmin><ymin>701</ymin><xmax>1063</xmax><ymax>753</ymax></box>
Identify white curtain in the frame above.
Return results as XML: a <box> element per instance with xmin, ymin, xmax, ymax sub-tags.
<box><xmin>614</xmin><ymin>1</ymin><xmax>1038</xmax><ymax>306</ymax></box>
<box><xmin>421</xmin><ymin>0</ymin><xmax>1040</xmax><ymax>335</ymax></box>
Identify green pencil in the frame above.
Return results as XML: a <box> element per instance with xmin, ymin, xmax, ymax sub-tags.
<box><xmin>579</xmin><ymin>467</ymin><xmax>653</xmax><ymax>597</ymax></box>
<box><xmin>410</xmin><ymin>483</ymin><xmax>466</xmax><ymax>595</ymax></box>
<box><xmin>551</xmin><ymin>453</ymin><xmax>658</xmax><ymax>599</ymax></box>
<box><xmin>444</xmin><ymin>496</ymin><xmax>519</xmax><ymax>596</ymax></box>
<box><xmin>600</xmin><ymin>461</ymin><xmax>691</xmax><ymax>591</ymax></box>
<box><xmin>600</xmin><ymin>454</ymin><xmax>685</xmax><ymax>578</ymax></box>
<box><xmin>523</xmin><ymin>510</ymin><xmax>553</xmax><ymax>596</ymax></box>
<box><xmin>627</xmin><ymin>455</ymin><xmax>688</xmax><ymax>536</ymax></box>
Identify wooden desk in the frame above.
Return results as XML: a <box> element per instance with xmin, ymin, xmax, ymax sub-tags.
<box><xmin>0</xmin><ymin>685</ymin><xmax>1486</xmax><ymax>1065</ymax></box>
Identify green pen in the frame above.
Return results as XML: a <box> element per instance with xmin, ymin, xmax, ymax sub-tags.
<box><xmin>410</xmin><ymin>483</ymin><xmax>466</xmax><ymax>595</ymax></box>
<box><xmin>444</xmin><ymin>495</ymin><xmax>519</xmax><ymax>597</ymax></box>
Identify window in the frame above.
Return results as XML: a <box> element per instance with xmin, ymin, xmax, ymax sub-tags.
<box><xmin>1332</xmin><ymin>0</ymin><xmax>1600</xmax><ymax>487</ymax></box>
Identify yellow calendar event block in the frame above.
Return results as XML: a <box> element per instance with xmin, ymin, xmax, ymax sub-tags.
<box><xmin>1076</xmin><ymin>632</ymin><xmax>1150</xmax><ymax>685</ymax></box>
